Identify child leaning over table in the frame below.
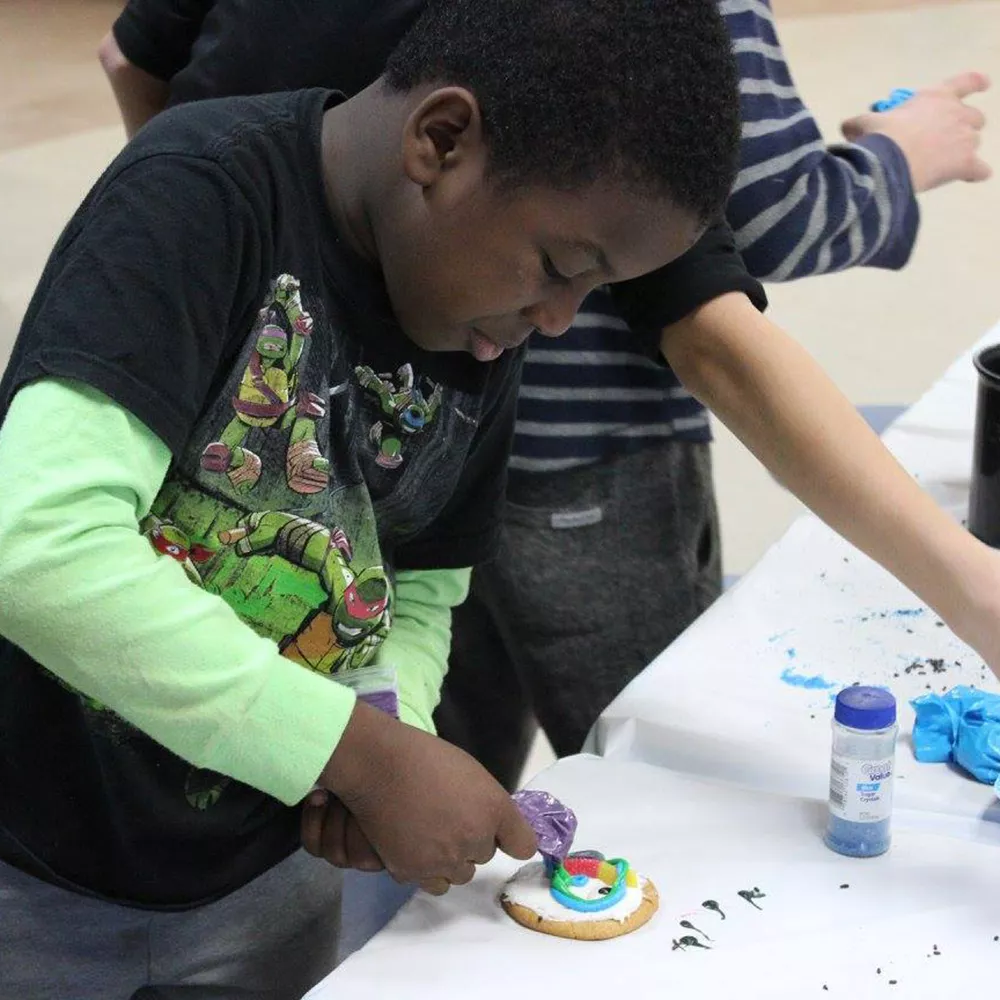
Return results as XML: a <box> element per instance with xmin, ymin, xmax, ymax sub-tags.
<box><xmin>0</xmin><ymin>0</ymin><xmax>745</xmax><ymax>996</ymax></box>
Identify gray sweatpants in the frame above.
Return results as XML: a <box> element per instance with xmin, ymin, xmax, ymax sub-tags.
<box><xmin>0</xmin><ymin>850</ymin><xmax>343</xmax><ymax>1000</ymax></box>
<box><xmin>436</xmin><ymin>441</ymin><xmax>721</xmax><ymax>788</ymax></box>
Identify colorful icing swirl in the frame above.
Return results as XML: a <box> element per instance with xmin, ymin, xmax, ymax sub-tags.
<box><xmin>546</xmin><ymin>851</ymin><xmax>638</xmax><ymax>913</ymax></box>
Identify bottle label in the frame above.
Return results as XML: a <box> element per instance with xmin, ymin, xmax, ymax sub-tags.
<box><xmin>828</xmin><ymin>754</ymin><xmax>894</xmax><ymax>823</ymax></box>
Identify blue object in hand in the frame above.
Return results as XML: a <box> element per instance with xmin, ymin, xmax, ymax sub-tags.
<box><xmin>870</xmin><ymin>87</ymin><xmax>916</xmax><ymax>113</ymax></box>
<box><xmin>911</xmin><ymin>685</ymin><xmax>1000</xmax><ymax>792</ymax></box>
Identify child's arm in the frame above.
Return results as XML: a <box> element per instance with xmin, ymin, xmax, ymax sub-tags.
<box><xmin>100</xmin><ymin>1</ymin><xmax>215</xmax><ymax>137</ymax></box>
<box><xmin>661</xmin><ymin>293</ymin><xmax>1000</xmax><ymax>673</ymax></box>
<box><xmin>0</xmin><ymin>378</ymin><xmax>535</xmax><ymax>887</ymax></box>
<box><xmin>725</xmin><ymin>3</ymin><xmax>987</xmax><ymax>279</ymax></box>
<box><xmin>378</xmin><ymin>567</ymin><xmax>472</xmax><ymax>733</ymax></box>
<box><xmin>0</xmin><ymin>378</ymin><xmax>352</xmax><ymax>805</ymax></box>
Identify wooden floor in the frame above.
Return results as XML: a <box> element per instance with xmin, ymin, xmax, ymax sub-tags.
<box><xmin>774</xmin><ymin>0</ymin><xmax>995</xmax><ymax>14</ymax></box>
<box><xmin>4</xmin><ymin>0</ymin><xmax>997</xmax><ymax>151</ymax></box>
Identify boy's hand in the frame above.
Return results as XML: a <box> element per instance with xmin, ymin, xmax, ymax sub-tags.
<box><xmin>318</xmin><ymin>700</ymin><xmax>537</xmax><ymax>890</ymax></box>
<box><xmin>841</xmin><ymin>71</ymin><xmax>991</xmax><ymax>193</ymax></box>
<box><xmin>301</xmin><ymin>790</ymin><xmax>384</xmax><ymax>872</ymax></box>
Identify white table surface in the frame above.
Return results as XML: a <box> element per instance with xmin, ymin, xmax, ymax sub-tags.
<box><xmin>307</xmin><ymin>320</ymin><xmax>1000</xmax><ymax>998</ymax></box>
<box><xmin>308</xmin><ymin>757</ymin><xmax>1000</xmax><ymax>999</ymax></box>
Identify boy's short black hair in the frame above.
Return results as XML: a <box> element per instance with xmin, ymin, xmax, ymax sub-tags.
<box><xmin>385</xmin><ymin>0</ymin><xmax>740</xmax><ymax>222</ymax></box>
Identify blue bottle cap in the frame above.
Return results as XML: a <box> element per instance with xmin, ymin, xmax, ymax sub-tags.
<box><xmin>834</xmin><ymin>685</ymin><xmax>896</xmax><ymax>730</ymax></box>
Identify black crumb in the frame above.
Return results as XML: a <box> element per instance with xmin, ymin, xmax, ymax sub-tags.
<box><xmin>822</xmin><ymin>987</ymin><xmax>828</xmax><ymax>992</ymax></box>
<box><xmin>889</xmin><ymin>980</ymin><xmax>898</xmax><ymax>986</ymax></box>
<box><xmin>935</xmin><ymin>621</ymin><xmax>945</xmax><ymax>627</ymax></box>
<box><xmin>810</xmin><ymin>714</ymin><xmax>816</xmax><ymax>719</ymax></box>
<box><xmin>843</xmin><ymin>557</ymin><xmax>849</xmax><ymax>563</ymax></box>
<box><xmin>994</xmin><ymin>935</ymin><xmax>998</xmax><ymax>942</ymax></box>
<box><xmin>906</xmin><ymin>628</ymin><xmax>914</xmax><ymax>634</ymax></box>
<box><xmin>839</xmin><ymin>883</ymin><xmax>849</xmax><ymax>889</ymax></box>
<box><xmin>893</xmin><ymin>673</ymin><xmax>899</xmax><ymax>678</ymax></box>
<box><xmin>932</xmin><ymin>945</ymin><xmax>940</xmax><ymax>956</ymax></box>
<box><xmin>877</xmin><ymin>969</ymin><xmax>881</xmax><ymax>975</ymax></box>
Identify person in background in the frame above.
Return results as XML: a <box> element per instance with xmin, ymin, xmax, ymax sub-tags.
<box><xmin>97</xmin><ymin>0</ymin><xmax>990</xmax><ymax>788</ymax></box>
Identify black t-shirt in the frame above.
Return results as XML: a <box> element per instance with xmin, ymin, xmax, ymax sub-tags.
<box><xmin>113</xmin><ymin>0</ymin><xmax>768</xmax><ymax>331</ymax></box>
<box><xmin>0</xmin><ymin>89</ymin><xmax>524</xmax><ymax>907</ymax></box>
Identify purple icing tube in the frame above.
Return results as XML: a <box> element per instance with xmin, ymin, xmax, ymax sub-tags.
<box><xmin>358</xmin><ymin>688</ymin><xmax>399</xmax><ymax>718</ymax></box>
<box><xmin>512</xmin><ymin>789</ymin><xmax>577</xmax><ymax>863</ymax></box>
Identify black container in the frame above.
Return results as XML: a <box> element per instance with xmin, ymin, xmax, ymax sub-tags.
<box><xmin>968</xmin><ymin>345</ymin><xmax>1000</xmax><ymax>546</ymax></box>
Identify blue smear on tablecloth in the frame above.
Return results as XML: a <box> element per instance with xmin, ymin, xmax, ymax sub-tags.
<box><xmin>780</xmin><ymin>667</ymin><xmax>837</xmax><ymax>691</ymax></box>
<box><xmin>911</xmin><ymin>685</ymin><xmax>1000</xmax><ymax>796</ymax></box>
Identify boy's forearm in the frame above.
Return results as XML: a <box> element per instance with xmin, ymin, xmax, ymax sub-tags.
<box><xmin>660</xmin><ymin>293</ymin><xmax>993</xmax><ymax>630</ymax></box>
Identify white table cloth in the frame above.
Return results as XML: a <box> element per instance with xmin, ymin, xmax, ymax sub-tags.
<box><xmin>308</xmin><ymin>757</ymin><xmax>1000</xmax><ymax>999</ymax></box>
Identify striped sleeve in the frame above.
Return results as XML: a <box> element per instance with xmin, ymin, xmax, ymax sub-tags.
<box><xmin>721</xmin><ymin>0</ymin><xmax>919</xmax><ymax>281</ymax></box>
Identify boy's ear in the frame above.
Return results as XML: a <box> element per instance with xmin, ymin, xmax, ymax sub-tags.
<box><xmin>401</xmin><ymin>87</ymin><xmax>484</xmax><ymax>188</ymax></box>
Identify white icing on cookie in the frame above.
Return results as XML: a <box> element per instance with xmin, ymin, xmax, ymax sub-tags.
<box><xmin>500</xmin><ymin>860</ymin><xmax>645</xmax><ymax>923</ymax></box>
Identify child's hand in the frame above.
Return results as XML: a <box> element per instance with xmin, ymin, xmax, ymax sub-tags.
<box><xmin>841</xmin><ymin>71</ymin><xmax>991</xmax><ymax>193</ymax></box>
<box><xmin>317</xmin><ymin>701</ymin><xmax>538</xmax><ymax>890</ymax></box>
<box><xmin>301</xmin><ymin>790</ymin><xmax>384</xmax><ymax>872</ymax></box>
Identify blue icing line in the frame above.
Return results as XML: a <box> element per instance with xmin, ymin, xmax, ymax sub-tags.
<box><xmin>890</xmin><ymin>608</ymin><xmax>924</xmax><ymax>618</ymax></box>
<box><xmin>780</xmin><ymin>667</ymin><xmax>837</xmax><ymax>691</ymax></box>
<box><xmin>786</xmin><ymin>648</ymin><xmax>796</xmax><ymax>659</ymax></box>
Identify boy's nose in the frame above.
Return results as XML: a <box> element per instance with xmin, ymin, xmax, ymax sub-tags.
<box><xmin>522</xmin><ymin>286</ymin><xmax>587</xmax><ymax>339</ymax></box>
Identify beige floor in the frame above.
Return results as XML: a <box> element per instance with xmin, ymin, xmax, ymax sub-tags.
<box><xmin>2</xmin><ymin>1</ymin><xmax>999</xmax><ymax>777</ymax></box>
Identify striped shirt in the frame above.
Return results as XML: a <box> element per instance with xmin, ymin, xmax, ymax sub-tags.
<box><xmin>511</xmin><ymin>0</ymin><xmax>918</xmax><ymax>473</ymax></box>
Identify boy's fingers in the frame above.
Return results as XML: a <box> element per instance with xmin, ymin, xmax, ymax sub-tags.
<box><xmin>300</xmin><ymin>793</ymin><xmax>328</xmax><ymax>857</ymax></box>
<box><xmin>962</xmin><ymin>105</ymin><xmax>987</xmax><ymax>130</ymax></box>
<box><xmin>941</xmin><ymin>71</ymin><xmax>990</xmax><ymax>99</ymax></box>
<box><xmin>495</xmin><ymin>803</ymin><xmax>539</xmax><ymax>861</ymax></box>
<box><xmin>447</xmin><ymin>861</ymin><xmax>477</xmax><ymax>886</ymax></box>
<box><xmin>419</xmin><ymin>877</ymin><xmax>451</xmax><ymax>896</ymax></box>
<box><xmin>344</xmin><ymin>817</ymin><xmax>384</xmax><ymax>871</ymax></box>
<box><xmin>965</xmin><ymin>157</ymin><xmax>992</xmax><ymax>183</ymax></box>
<box><xmin>320</xmin><ymin>800</ymin><xmax>350</xmax><ymax>868</ymax></box>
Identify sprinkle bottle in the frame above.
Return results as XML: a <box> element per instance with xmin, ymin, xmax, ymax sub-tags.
<box><xmin>824</xmin><ymin>686</ymin><xmax>897</xmax><ymax>858</ymax></box>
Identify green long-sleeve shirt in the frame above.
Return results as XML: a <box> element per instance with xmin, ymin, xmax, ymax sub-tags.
<box><xmin>0</xmin><ymin>379</ymin><xmax>468</xmax><ymax>806</ymax></box>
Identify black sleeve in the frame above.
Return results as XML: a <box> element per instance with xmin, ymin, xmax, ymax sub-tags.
<box><xmin>392</xmin><ymin>351</ymin><xmax>525</xmax><ymax>570</ymax></box>
<box><xmin>113</xmin><ymin>0</ymin><xmax>216</xmax><ymax>81</ymax></box>
<box><xmin>0</xmin><ymin>156</ymin><xmax>262</xmax><ymax>455</ymax></box>
<box><xmin>164</xmin><ymin>0</ymin><xmax>424</xmax><ymax>106</ymax></box>
<box><xmin>611</xmin><ymin>221</ymin><xmax>768</xmax><ymax>342</ymax></box>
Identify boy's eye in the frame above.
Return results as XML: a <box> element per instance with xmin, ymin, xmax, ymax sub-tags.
<box><xmin>541</xmin><ymin>252</ymin><xmax>570</xmax><ymax>286</ymax></box>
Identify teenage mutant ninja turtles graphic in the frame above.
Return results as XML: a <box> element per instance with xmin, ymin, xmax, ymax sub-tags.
<box><xmin>201</xmin><ymin>274</ymin><xmax>330</xmax><ymax>494</ymax></box>
<box><xmin>140</xmin><ymin>514</ymin><xmax>214</xmax><ymax>585</ymax></box>
<box><xmin>218</xmin><ymin>511</ymin><xmax>391</xmax><ymax>672</ymax></box>
<box><xmin>355</xmin><ymin>362</ymin><xmax>442</xmax><ymax>469</ymax></box>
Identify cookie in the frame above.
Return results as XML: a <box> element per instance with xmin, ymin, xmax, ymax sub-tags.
<box><xmin>500</xmin><ymin>855</ymin><xmax>658</xmax><ymax>941</ymax></box>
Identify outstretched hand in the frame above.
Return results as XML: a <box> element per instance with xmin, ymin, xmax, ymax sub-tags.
<box><xmin>842</xmin><ymin>71</ymin><xmax>991</xmax><ymax>193</ymax></box>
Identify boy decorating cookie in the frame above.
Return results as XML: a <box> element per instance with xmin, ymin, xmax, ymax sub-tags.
<box><xmin>0</xmin><ymin>0</ymin><xmax>743</xmax><ymax>995</ymax></box>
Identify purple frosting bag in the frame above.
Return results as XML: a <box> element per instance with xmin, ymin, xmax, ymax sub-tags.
<box><xmin>512</xmin><ymin>789</ymin><xmax>577</xmax><ymax>864</ymax></box>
